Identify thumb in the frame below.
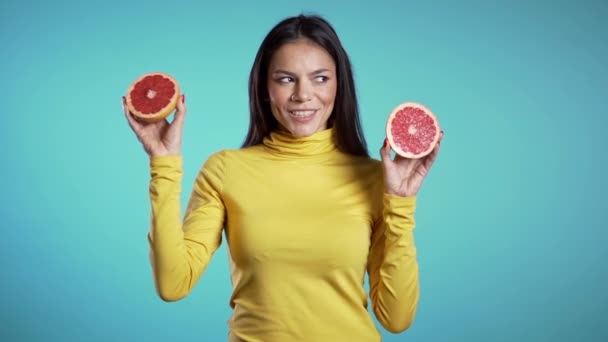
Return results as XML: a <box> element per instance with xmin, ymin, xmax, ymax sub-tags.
<box><xmin>379</xmin><ymin>138</ymin><xmax>392</xmax><ymax>163</ymax></box>
<box><xmin>173</xmin><ymin>94</ymin><xmax>187</xmax><ymax>127</ymax></box>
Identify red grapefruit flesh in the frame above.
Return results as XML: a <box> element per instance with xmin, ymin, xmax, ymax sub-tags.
<box><xmin>386</xmin><ymin>102</ymin><xmax>441</xmax><ymax>159</ymax></box>
<box><xmin>125</xmin><ymin>72</ymin><xmax>181</xmax><ymax>123</ymax></box>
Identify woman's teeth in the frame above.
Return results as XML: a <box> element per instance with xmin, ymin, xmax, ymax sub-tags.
<box><xmin>290</xmin><ymin>110</ymin><xmax>316</xmax><ymax>117</ymax></box>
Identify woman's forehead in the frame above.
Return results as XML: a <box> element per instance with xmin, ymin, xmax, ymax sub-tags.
<box><xmin>269</xmin><ymin>39</ymin><xmax>335</xmax><ymax>72</ymax></box>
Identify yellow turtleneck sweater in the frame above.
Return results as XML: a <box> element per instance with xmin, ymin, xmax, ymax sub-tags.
<box><xmin>147</xmin><ymin>128</ymin><xmax>420</xmax><ymax>341</ymax></box>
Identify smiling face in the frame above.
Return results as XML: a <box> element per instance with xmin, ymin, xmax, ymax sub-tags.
<box><xmin>267</xmin><ymin>38</ymin><xmax>337</xmax><ymax>137</ymax></box>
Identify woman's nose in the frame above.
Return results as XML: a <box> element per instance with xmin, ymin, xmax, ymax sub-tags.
<box><xmin>292</xmin><ymin>81</ymin><xmax>312</xmax><ymax>102</ymax></box>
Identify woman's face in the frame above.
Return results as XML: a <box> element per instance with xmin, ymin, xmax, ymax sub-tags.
<box><xmin>267</xmin><ymin>38</ymin><xmax>337</xmax><ymax>137</ymax></box>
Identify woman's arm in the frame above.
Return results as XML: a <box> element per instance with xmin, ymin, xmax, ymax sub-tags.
<box><xmin>367</xmin><ymin>194</ymin><xmax>419</xmax><ymax>333</ymax></box>
<box><xmin>368</xmin><ymin>132</ymin><xmax>444</xmax><ymax>331</ymax></box>
<box><xmin>147</xmin><ymin>152</ymin><xmax>226</xmax><ymax>302</ymax></box>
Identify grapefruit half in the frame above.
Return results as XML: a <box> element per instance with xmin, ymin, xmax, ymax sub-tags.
<box><xmin>386</xmin><ymin>102</ymin><xmax>441</xmax><ymax>159</ymax></box>
<box><xmin>125</xmin><ymin>72</ymin><xmax>181</xmax><ymax>123</ymax></box>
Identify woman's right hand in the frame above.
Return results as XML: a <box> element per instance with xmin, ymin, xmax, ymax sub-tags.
<box><xmin>123</xmin><ymin>95</ymin><xmax>186</xmax><ymax>157</ymax></box>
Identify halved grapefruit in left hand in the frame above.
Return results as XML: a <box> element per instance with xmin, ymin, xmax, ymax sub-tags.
<box><xmin>125</xmin><ymin>72</ymin><xmax>181</xmax><ymax>123</ymax></box>
<box><xmin>386</xmin><ymin>102</ymin><xmax>441</xmax><ymax>159</ymax></box>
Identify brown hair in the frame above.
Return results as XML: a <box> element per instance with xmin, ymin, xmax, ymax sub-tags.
<box><xmin>241</xmin><ymin>14</ymin><xmax>369</xmax><ymax>157</ymax></box>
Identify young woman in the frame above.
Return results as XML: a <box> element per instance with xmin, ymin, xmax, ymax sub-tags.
<box><xmin>124</xmin><ymin>14</ymin><xmax>443</xmax><ymax>342</ymax></box>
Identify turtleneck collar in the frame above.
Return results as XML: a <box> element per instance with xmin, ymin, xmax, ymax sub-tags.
<box><xmin>262</xmin><ymin>127</ymin><xmax>338</xmax><ymax>158</ymax></box>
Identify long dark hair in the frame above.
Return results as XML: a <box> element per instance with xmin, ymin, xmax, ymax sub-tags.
<box><xmin>241</xmin><ymin>14</ymin><xmax>369</xmax><ymax>157</ymax></box>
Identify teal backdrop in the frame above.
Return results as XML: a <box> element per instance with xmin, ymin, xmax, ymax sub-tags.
<box><xmin>1</xmin><ymin>0</ymin><xmax>606</xmax><ymax>341</ymax></box>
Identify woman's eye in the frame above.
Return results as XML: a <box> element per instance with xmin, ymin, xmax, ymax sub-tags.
<box><xmin>278</xmin><ymin>77</ymin><xmax>294</xmax><ymax>83</ymax></box>
<box><xmin>315</xmin><ymin>76</ymin><xmax>329</xmax><ymax>83</ymax></box>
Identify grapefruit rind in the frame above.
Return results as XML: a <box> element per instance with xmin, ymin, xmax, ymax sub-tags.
<box><xmin>125</xmin><ymin>72</ymin><xmax>181</xmax><ymax>123</ymax></box>
<box><xmin>386</xmin><ymin>102</ymin><xmax>441</xmax><ymax>159</ymax></box>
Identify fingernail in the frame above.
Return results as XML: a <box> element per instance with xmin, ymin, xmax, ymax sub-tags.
<box><xmin>383</xmin><ymin>138</ymin><xmax>388</xmax><ymax>147</ymax></box>
<box><xmin>181</xmin><ymin>94</ymin><xmax>185</xmax><ymax>103</ymax></box>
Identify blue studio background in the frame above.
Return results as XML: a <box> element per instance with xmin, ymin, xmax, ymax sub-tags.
<box><xmin>1</xmin><ymin>0</ymin><xmax>606</xmax><ymax>341</ymax></box>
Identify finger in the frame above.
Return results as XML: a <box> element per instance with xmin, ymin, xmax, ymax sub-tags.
<box><xmin>426</xmin><ymin>130</ymin><xmax>444</xmax><ymax>161</ymax></box>
<box><xmin>379</xmin><ymin>138</ymin><xmax>392</xmax><ymax>164</ymax></box>
<box><xmin>123</xmin><ymin>96</ymin><xmax>142</xmax><ymax>132</ymax></box>
<box><xmin>421</xmin><ymin>136</ymin><xmax>442</xmax><ymax>170</ymax></box>
<box><xmin>172</xmin><ymin>94</ymin><xmax>187</xmax><ymax>128</ymax></box>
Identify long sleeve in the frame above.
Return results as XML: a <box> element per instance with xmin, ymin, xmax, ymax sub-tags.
<box><xmin>147</xmin><ymin>152</ymin><xmax>226</xmax><ymax>302</ymax></box>
<box><xmin>367</xmin><ymin>193</ymin><xmax>420</xmax><ymax>333</ymax></box>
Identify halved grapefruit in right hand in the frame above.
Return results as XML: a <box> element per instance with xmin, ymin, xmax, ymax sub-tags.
<box><xmin>386</xmin><ymin>102</ymin><xmax>441</xmax><ymax>159</ymax></box>
<box><xmin>124</xmin><ymin>72</ymin><xmax>181</xmax><ymax>123</ymax></box>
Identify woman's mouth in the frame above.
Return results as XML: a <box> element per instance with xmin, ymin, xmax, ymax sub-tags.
<box><xmin>289</xmin><ymin>110</ymin><xmax>317</xmax><ymax>122</ymax></box>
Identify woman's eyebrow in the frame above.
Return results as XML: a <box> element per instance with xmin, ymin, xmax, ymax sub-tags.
<box><xmin>271</xmin><ymin>68</ymin><xmax>331</xmax><ymax>76</ymax></box>
<box><xmin>310</xmin><ymin>68</ymin><xmax>330</xmax><ymax>75</ymax></box>
<box><xmin>271</xmin><ymin>69</ymin><xmax>296</xmax><ymax>76</ymax></box>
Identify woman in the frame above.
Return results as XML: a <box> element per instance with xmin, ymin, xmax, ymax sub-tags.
<box><xmin>124</xmin><ymin>14</ymin><xmax>443</xmax><ymax>342</ymax></box>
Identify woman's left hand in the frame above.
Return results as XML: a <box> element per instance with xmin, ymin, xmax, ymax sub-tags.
<box><xmin>380</xmin><ymin>131</ymin><xmax>444</xmax><ymax>197</ymax></box>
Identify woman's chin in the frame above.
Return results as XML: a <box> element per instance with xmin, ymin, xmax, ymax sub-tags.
<box><xmin>287</xmin><ymin>125</ymin><xmax>319</xmax><ymax>138</ymax></box>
